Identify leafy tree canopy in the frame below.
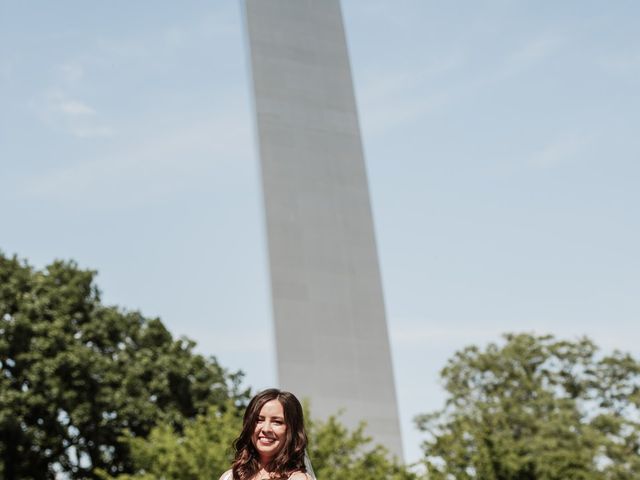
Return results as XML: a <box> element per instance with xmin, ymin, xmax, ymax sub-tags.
<box><xmin>0</xmin><ymin>253</ymin><xmax>247</xmax><ymax>479</ymax></box>
<box><xmin>306</xmin><ymin>412</ymin><xmax>418</xmax><ymax>480</ymax></box>
<box><xmin>96</xmin><ymin>403</ymin><xmax>241</xmax><ymax>480</ymax></box>
<box><xmin>100</xmin><ymin>406</ymin><xmax>417</xmax><ymax>480</ymax></box>
<box><xmin>416</xmin><ymin>333</ymin><xmax>640</xmax><ymax>480</ymax></box>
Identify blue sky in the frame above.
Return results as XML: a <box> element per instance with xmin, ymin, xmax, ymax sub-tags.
<box><xmin>2</xmin><ymin>0</ymin><xmax>639</xmax><ymax>463</ymax></box>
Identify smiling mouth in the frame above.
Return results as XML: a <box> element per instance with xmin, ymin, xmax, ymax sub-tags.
<box><xmin>258</xmin><ymin>436</ymin><xmax>276</xmax><ymax>444</ymax></box>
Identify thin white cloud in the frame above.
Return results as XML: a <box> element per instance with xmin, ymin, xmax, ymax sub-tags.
<box><xmin>30</xmin><ymin>90</ymin><xmax>113</xmax><ymax>139</ymax></box>
<box><xmin>20</xmin><ymin>107</ymin><xmax>253</xmax><ymax>207</ymax></box>
<box><xmin>390</xmin><ymin>319</ymin><xmax>505</xmax><ymax>348</ymax></box>
<box><xmin>95</xmin><ymin>37</ymin><xmax>150</xmax><ymax>61</ymax></box>
<box><xmin>164</xmin><ymin>26</ymin><xmax>188</xmax><ymax>48</ymax></box>
<box><xmin>357</xmin><ymin>55</ymin><xmax>464</xmax><ymax>134</ymax></box>
<box><xmin>91</xmin><ymin>7</ymin><xmax>236</xmax><ymax>62</ymax></box>
<box><xmin>360</xmin><ymin>88</ymin><xmax>450</xmax><ymax>136</ymax></box>
<box><xmin>58</xmin><ymin>99</ymin><xmax>95</xmax><ymax>116</ymax></box>
<box><xmin>356</xmin><ymin>33</ymin><xmax>561</xmax><ymax>136</ymax></box>
<box><xmin>469</xmin><ymin>33</ymin><xmax>563</xmax><ymax>89</ymax></box>
<box><xmin>359</xmin><ymin>55</ymin><xmax>463</xmax><ymax>102</ymax></box>
<box><xmin>528</xmin><ymin>134</ymin><xmax>586</xmax><ymax>168</ymax></box>
<box><xmin>194</xmin><ymin>329</ymin><xmax>271</xmax><ymax>355</ymax></box>
<box><xmin>69</xmin><ymin>125</ymin><xmax>114</xmax><ymax>138</ymax></box>
<box><xmin>507</xmin><ymin>35</ymin><xmax>560</xmax><ymax>73</ymax></box>
<box><xmin>446</xmin><ymin>34</ymin><xmax>563</xmax><ymax>104</ymax></box>
<box><xmin>389</xmin><ymin>316</ymin><xmax>640</xmax><ymax>354</ymax></box>
<box><xmin>58</xmin><ymin>62</ymin><xmax>85</xmax><ymax>84</ymax></box>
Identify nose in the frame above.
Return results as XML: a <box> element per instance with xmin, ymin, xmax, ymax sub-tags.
<box><xmin>261</xmin><ymin>420</ymin><xmax>273</xmax><ymax>433</ymax></box>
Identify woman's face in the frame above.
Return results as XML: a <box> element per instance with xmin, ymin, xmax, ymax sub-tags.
<box><xmin>252</xmin><ymin>399</ymin><xmax>287</xmax><ymax>463</ymax></box>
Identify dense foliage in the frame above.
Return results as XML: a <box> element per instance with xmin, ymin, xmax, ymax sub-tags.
<box><xmin>5</xmin><ymin>251</ymin><xmax>640</xmax><ymax>479</ymax></box>
<box><xmin>96</xmin><ymin>403</ymin><xmax>241</xmax><ymax>480</ymax></box>
<box><xmin>307</xmin><ymin>413</ymin><xmax>417</xmax><ymax>480</ymax></box>
<box><xmin>99</xmin><ymin>407</ymin><xmax>417</xmax><ymax>480</ymax></box>
<box><xmin>0</xmin><ymin>253</ymin><xmax>247</xmax><ymax>479</ymax></box>
<box><xmin>417</xmin><ymin>333</ymin><xmax>640</xmax><ymax>480</ymax></box>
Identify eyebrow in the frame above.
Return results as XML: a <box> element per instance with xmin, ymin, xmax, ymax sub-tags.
<box><xmin>257</xmin><ymin>415</ymin><xmax>285</xmax><ymax>421</ymax></box>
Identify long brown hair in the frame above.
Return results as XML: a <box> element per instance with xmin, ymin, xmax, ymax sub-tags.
<box><xmin>231</xmin><ymin>389</ymin><xmax>307</xmax><ymax>480</ymax></box>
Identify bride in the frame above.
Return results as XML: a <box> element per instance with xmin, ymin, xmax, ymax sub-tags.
<box><xmin>219</xmin><ymin>389</ymin><xmax>316</xmax><ymax>480</ymax></box>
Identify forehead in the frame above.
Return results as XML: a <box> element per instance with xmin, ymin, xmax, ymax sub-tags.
<box><xmin>259</xmin><ymin>399</ymin><xmax>285</xmax><ymax>418</ymax></box>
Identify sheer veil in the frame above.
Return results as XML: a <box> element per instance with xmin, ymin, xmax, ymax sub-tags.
<box><xmin>304</xmin><ymin>451</ymin><xmax>316</xmax><ymax>480</ymax></box>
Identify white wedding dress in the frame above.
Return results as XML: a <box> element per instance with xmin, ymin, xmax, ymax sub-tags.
<box><xmin>222</xmin><ymin>452</ymin><xmax>316</xmax><ymax>480</ymax></box>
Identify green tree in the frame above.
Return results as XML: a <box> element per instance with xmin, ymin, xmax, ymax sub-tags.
<box><xmin>416</xmin><ymin>333</ymin><xmax>640</xmax><ymax>480</ymax></box>
<box><xmin>101</xmin><ymin>407</ymin><xmax>418</xmax><ymax>480</ymax></box>
<box><xmin>96</xmin><ymin>403</ymin><xmax>241</xmax><ymax>480</ymax></box>
<box><xmin>0</xmin><ymin>253</ymin><xmax>247</xmax><ymax>479</ymax></box>
<box><xmin>307</xmin><ymin>413</ymin><xmax>418</xmax><ymax>480</ymax></box>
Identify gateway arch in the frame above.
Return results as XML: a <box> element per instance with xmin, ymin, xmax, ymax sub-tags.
<box><xmin>243</xmin><ymin>0</ymin><xmax>403</xmax><ymax>457</ymax></box>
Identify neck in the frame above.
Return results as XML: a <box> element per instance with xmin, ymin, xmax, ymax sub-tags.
<box><xmin>258</xmin><ymin>457</ymin><xmax>273</xmax><ymax>471</ymax></box>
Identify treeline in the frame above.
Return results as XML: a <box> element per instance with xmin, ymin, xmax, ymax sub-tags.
<box><xmin>1</xmin><ymin>253</ymin><xmax>639</xmax><ymax>479</ymax></box>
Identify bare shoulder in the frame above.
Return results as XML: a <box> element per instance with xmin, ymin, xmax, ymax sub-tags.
<box><xmin>218</xmin><ymin>469</ymin><xmax>232</xmax><ymax>480</ymax></box>
<box><xmin>288</xmin><ymin>472</ymin><xmax>312</xmax><ymax>480</ymax></box>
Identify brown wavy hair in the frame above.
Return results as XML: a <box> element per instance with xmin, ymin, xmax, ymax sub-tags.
<box><xmin>231</xmin><ymin>389</ymin><xmax>307</xmax><ymax>480</ymax></box>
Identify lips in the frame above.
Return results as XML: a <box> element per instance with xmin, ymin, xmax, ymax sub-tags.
<box><xmin>258</xmin><ymin>436</ymin><xmax>277</xmax><ymax>445</ymax></box>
